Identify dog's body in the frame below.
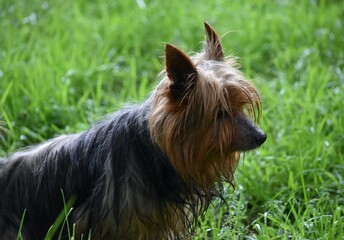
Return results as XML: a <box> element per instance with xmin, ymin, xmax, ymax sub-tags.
<box><xmin>1</xmin><ymin>104</ymin><xmax>191</xmax><ymax>239</ymax></box>
<box><xmin>0</xmin><ymin>23</ymin><xmax>266</xmax><ymax>239</ymax></box>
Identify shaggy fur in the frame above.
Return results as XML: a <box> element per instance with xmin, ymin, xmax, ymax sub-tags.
<box><xmin>0</xmin><ymin>23</ymin><xmax>266</xmax><ymax>240</ymax></box>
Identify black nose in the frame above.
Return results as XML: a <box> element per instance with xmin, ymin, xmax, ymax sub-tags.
<box><xmin>256</xmin><ymin>131</ymin><xmax>267</xmax><ymax>146</ymax></box>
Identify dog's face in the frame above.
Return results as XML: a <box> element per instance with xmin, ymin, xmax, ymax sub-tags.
<box><xmin>149</xmin><ymin>23</ymin><xmax>266</xmax><ymax>188</ymax></box>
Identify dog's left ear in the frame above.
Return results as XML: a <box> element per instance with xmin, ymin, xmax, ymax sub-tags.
<box><xmin>204</xmin><ymin>22</ymin><xmax>224</xmax><ymax>61</ymax></box>
<box><xmin>165</xmin><ymin>44</ymin><xmax>197</xmax><ymax>101</ymax></box>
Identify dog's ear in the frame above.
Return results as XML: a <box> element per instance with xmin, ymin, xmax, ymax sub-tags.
<box><xmin>165</xmin><ymin>44</ymin><xmax>197</xmax><ymax>100</ymax></box>
<box><xmin>204</xmin><ymin>22</ymin><xmax>224</xmax><ymax>61</ymax></box>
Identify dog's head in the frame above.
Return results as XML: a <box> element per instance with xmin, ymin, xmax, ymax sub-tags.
<box><xmin>149</xmin><ymin>23</ymin><xmax>266</xmax><ymax>189</ymax></box>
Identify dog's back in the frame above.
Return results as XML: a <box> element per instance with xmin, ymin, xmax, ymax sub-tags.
<box><xmin>0</xmin><ymin>157</ymin><xmax>5</xmax><ymax>166</ymax></box>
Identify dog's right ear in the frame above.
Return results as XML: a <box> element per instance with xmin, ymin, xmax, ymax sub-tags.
<box><xmin>165</xmin><ymin>44</ymin><xmax>197</xmax><ymax>101</ymax></box>
<box><xmin>204</xmin><ymin>22</ymin><xmax>224</xmax><ymax>61</ymax></box>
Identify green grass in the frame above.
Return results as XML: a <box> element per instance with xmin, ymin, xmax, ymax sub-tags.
<box><xmin>1</xmin><ymin>0</ymin><xmax>343</xmax><ymax>239</ymax></box>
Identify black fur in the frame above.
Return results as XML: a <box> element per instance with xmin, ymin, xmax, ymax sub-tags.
<box><xmin>0</xmin><ymin>100</ymin><xmax>206</xmax><ymax>239</ymax></box>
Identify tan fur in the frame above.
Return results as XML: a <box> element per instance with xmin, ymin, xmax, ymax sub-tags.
<box><xmin>149</xmin><ymin>25</ymin><xmax>262</xmax><ymax>191</ymax></box>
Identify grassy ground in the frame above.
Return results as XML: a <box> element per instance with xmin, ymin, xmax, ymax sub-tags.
<box><xmin>1</xmin><ymin>0</ymin><xmax>343</xmax><ymax>239</ymax></box>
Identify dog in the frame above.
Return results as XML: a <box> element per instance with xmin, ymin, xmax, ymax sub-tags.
<box><xmin>0</xmin><ymin>22</ymin><xmax>266</xmax><ymax>239</ymax></box>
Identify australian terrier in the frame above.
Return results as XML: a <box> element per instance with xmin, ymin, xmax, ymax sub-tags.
<box><xmin>0</xmin><ymin>22</ymin><xmax>266</xmax><ymax>239</ymax></box>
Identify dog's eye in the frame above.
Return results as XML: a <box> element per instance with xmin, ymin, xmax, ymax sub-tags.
<box><xmin>217</xmin><ymin>110</ymin><xmax>230</xmax><ymax>120</ymax></box>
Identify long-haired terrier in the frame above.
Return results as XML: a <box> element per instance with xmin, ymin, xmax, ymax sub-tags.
<box><xmin>0</xmin><ymin>23</ymin><xmax>266</xmax><ymax>239</ymax></box>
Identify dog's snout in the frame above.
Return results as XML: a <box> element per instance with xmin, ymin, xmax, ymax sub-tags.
<box><xmin>255</xmin><ymin>129</ymin><xmax>267</xmax><ymax>146</ymax></box>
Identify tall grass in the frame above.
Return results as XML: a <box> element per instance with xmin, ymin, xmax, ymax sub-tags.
<box><xmin>1</xmin><ymin>0</ymin><xmax>343</xmax><ymax>239</ymax></box>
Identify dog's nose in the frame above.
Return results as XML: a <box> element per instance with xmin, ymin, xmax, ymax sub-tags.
<box><xmin>256</xmin><ymin>130</ymin><xmax>267</xmax><ymax>146</ymax></box>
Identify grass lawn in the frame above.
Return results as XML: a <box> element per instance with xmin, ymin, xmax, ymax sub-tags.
<box><xmin>1</xmin><ymin>0</ymin><xmax>343</xmax><ymax>239</ymax></box>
